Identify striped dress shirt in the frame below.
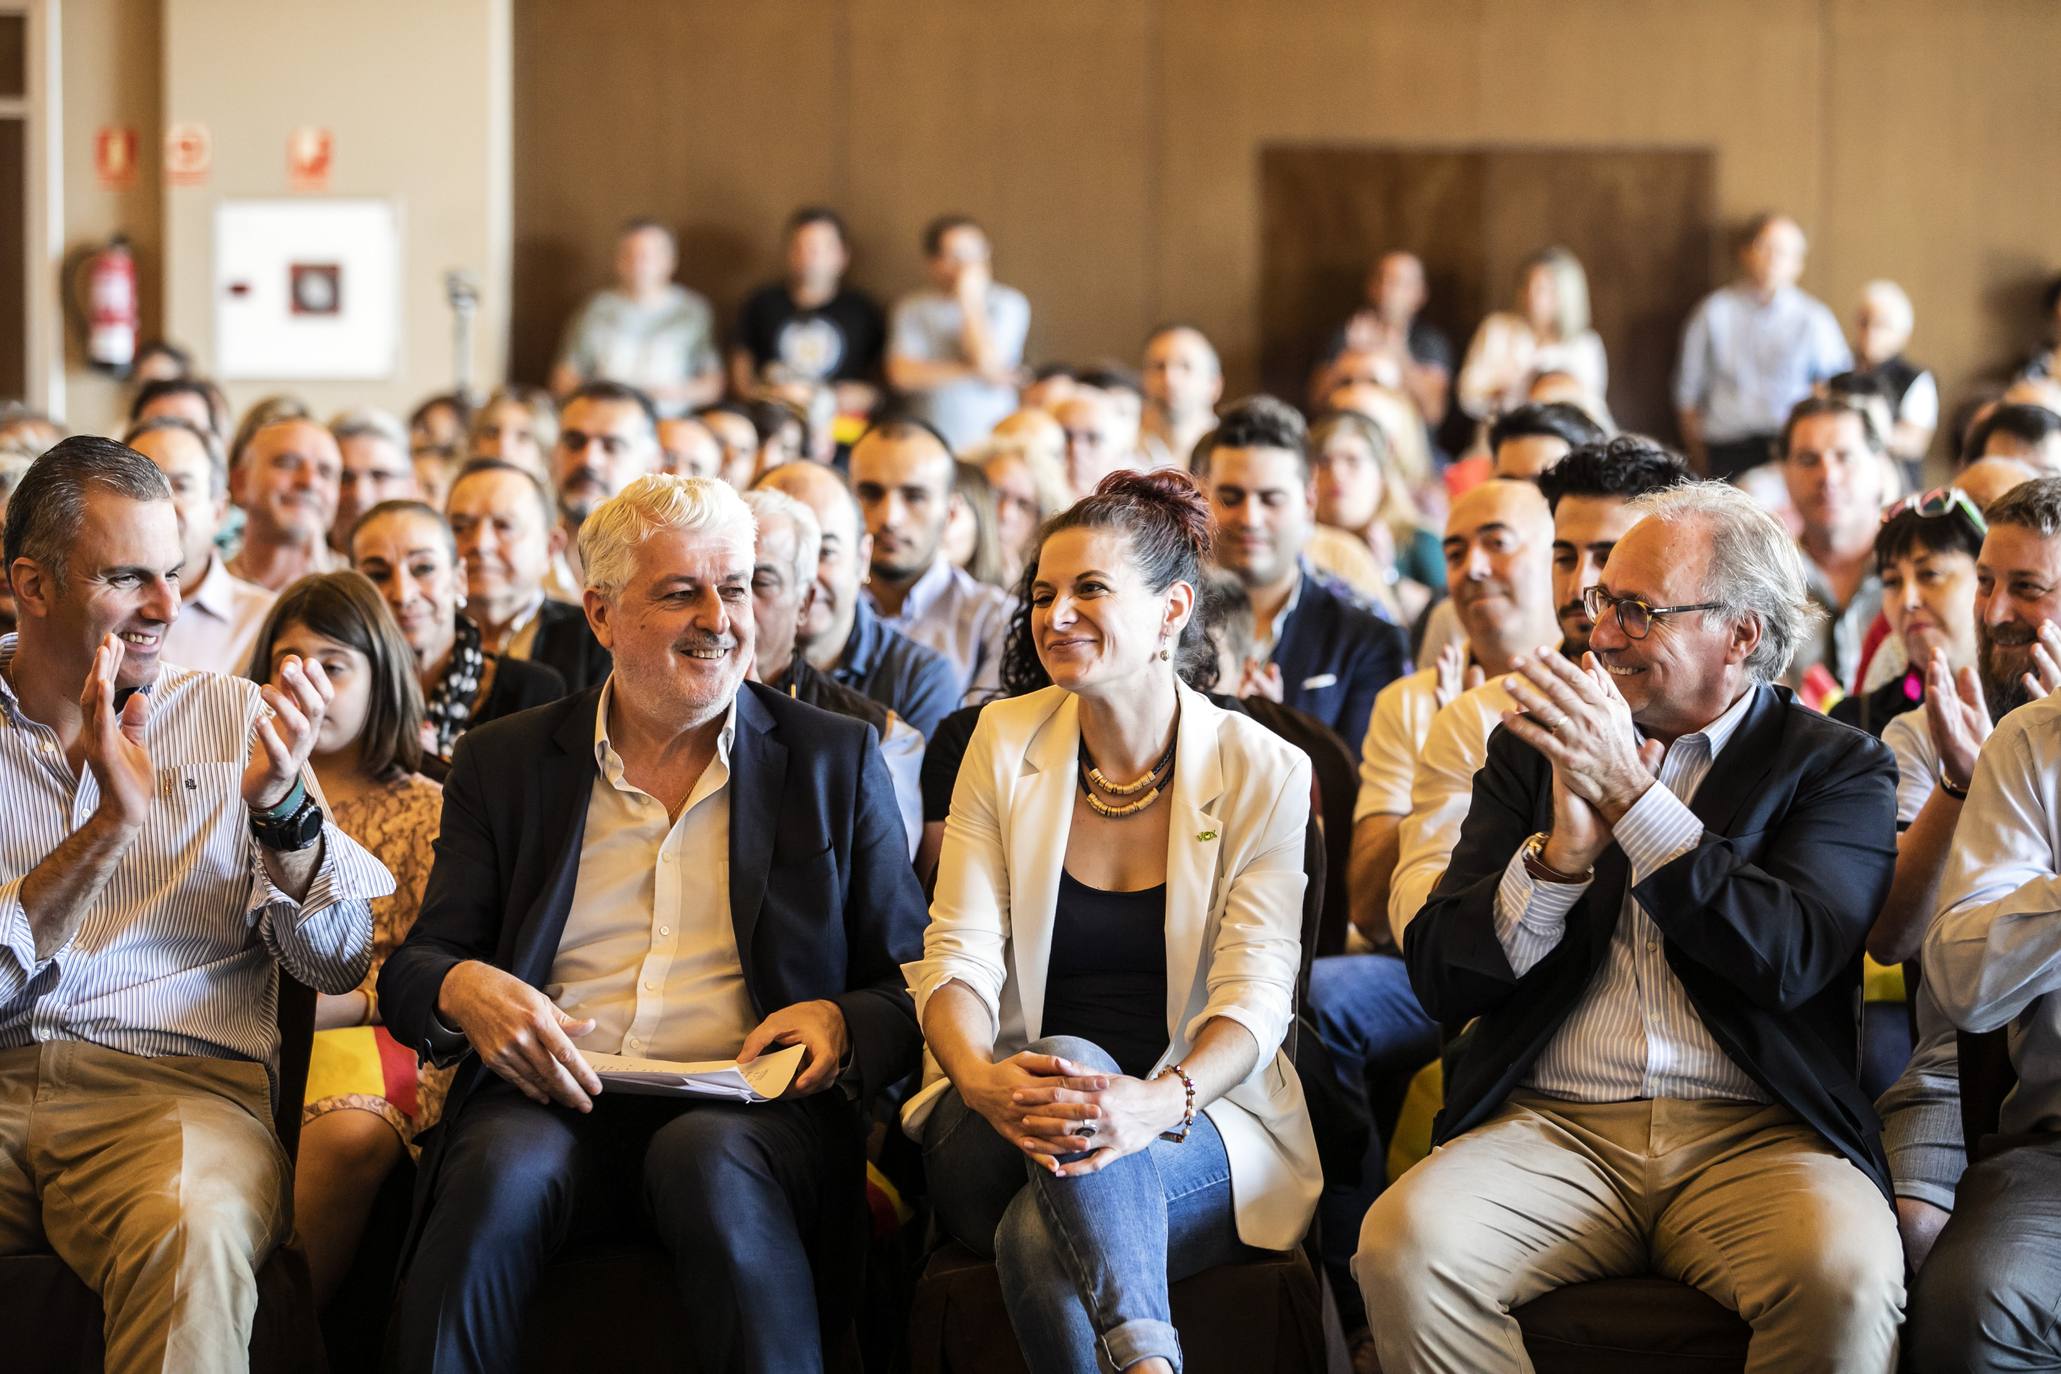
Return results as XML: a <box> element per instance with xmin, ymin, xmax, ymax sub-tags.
<box><xmin>1493</xmin><ymin>684</ymin><xmax>1767</xmax><ymax>1103</ymax></box>
<box><xmin>0</xmin><ymin>642</ymin><xmax>392</xmax><ymax>1085</ymax></box>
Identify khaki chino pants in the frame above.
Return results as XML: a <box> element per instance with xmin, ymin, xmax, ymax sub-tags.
<box><xmin>1354</xmin><ymin>1092</ymin><xmax>1904</xmax><ymax>1374</ymax></box>
<box><xmin>0</xmin><ymin>1040</ymin><xmax>288</xmax><ymax>1374</ymax></box>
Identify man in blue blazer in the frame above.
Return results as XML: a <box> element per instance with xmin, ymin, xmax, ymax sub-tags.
<box><xmin>379</xmin><ymin>474</ymin><xmax>925</xmax><ymax>1374</ymax></box>
<box><xmin>1200</xmin><ymin>396</ymin><xmax>1410</xmax><ymax>757</ymax></box>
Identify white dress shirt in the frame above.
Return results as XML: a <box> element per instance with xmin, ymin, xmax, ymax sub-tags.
<box><xmin>871</xmin><ymin>558</ymin><xmax>1012</xmax><ymax>705</ymax></box>
<box><xmin>1493</xmin><ymin>685</ymin><xmax>1766</xmax><ymax>1103</ymax></box>
<box><xmin>1387</xmin><ymin>676</ymin><xmax>1518</xmax><ymax>943</ymax></box>
<box><xmin>1354</xmin><ymin>666</ymin><xmax>1443</xmax><ymax>823</ymax></box>
<box><xmin>546</xmin><ymin>683</ymin><xmax>757</xmax><ymax>1063</ymax></box>
<box><xmin>162</xmin><ymin>554</ymin><xmax>276</xmax><ymax>678</ymax></box>
<box><xmin>0</xmin><ymin>641</ymin><xmax>391</xmax><ymax>1087</ymax></box>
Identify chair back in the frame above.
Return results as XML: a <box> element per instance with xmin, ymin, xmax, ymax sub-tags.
<box><xmin>1957</xmin><ymin>1027</ymin><xmax>2017</xmax><ymax>1158</ymax></box>
<box><xmin>274</xmin><ymin>975</ymin><xmax>318</xmax><ymax>1161</ymax></box>
<box><xmin>1233</xmin><ymin>696</ymin><xmax>1358</xmax><ymax>958</ymax></box>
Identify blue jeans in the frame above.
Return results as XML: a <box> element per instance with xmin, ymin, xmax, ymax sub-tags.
<box><xmin>923</xmin><ymin>1035</ymin><xmax>1250</xmax><ymax>1374</ymax></box>
<box><xmin>1305</xmin><ymin>953</ymin><xmax>1441</xmax><ymax>1330</ymax></box>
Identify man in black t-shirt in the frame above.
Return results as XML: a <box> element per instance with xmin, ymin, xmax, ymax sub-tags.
<box><xmin>730</xmin><ymin>207</ymin><xmax>886</xmax><ymax>417</ymax></box>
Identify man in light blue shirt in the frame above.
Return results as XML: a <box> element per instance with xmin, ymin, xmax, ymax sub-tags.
<box><xmin>886</xmin><ymin>216</ymin><xmax>1031</xmax><ymax>450</ymax></box>
<box><xmin>1674</xmin><ymin>214</ymin><xmax>1851</xmax><ymax>480</ymax></box>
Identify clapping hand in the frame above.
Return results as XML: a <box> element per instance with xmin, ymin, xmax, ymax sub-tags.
<box><xmin>2020</xmin><ymin>622</ymin><xmax>2061</xmax><ymax>701</ymax></box>
<box><xmin>1924</xmin><ymin>647</ymin><xmax>1991</xmax><ymax>794</ymax></box>
<box><xmin>1238</xmin><ymin>657</ymin><xmax>1285</xmax><ymax>703</ymax></box>
<box><xmin>1433</xmin><ymin>640</ymin><xmax>1485</xmax><ymax>709</ymax></box>
<box><xmin>1500</xmin><ymin>650</ymin><xmax>1664</xmax><ymax>824</ymax></box>
<box><xmin>81</xmin><ymin>634</ymin><xmax>152</xmax><ymax>832</ymax></box>
<box><xmin>243</xmin><ymin>652</ymin><xmax>332</xmax><ymax>810</ymax></box>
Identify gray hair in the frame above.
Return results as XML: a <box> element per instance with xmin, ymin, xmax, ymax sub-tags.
<box><xmin>580</xmin><ymin>473</ymin><xmax>756</xmax><ymax>600</ymax></box>
<box><xmin>1622</xmin><ymin>480</ymin><xmax>1821</xmax><ymax>684</ymax></box>
<box><xmin>329</xmin><ymin>406</ymin><xmax>410</xmax><ymax>457</ymax></box>
<box><xmin>123</xmin><ymin>414</ymin><xmax>227</xmax><ymax>497</ymax></box>
<box><xmin>741</xmin><ymin>487</ymin><xmax>820</xmax><ymax>590</ymax></box>
<box><xmin>4</xmin><ymin>436</ymin><xmax>172</xmax><ymax>587</ymax></box>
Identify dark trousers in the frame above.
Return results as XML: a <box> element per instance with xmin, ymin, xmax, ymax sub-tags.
<box><xmin>1909</xmin><ymin>1134</ymin><xmax>2061</xmax><ymax>1373</ymax></box>
<box><xmin>389</xmin><ymin>1077</ymin><xmax>863</xmax><ymax>1374</ymax></box>
<box><xmin>1704</xmin><ymin>434</ymin><xmax>1777</xmax><ymax>483</ymax></box>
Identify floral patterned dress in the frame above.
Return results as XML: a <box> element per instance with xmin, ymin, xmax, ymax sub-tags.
<box><xmin>301</xmin><ymin>772</ymin><xmax>450</xmax><ymax>1155</ymax></box>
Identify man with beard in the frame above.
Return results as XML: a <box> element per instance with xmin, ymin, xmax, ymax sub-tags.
<box><xmin>543</xmin><ymin>381</ymin><xmax>661</xmax><ymax>601</ymax></box>
<box><xmin>1385</xmin><ymin>439</ymin><xmax>1689</xmax><ymax>941</ymax></box>
<box><xmin>849</xmin><ymin>415</ymin><xmax>1011</xmax><ymax>702</ymax></box>
<box><xmin>1348</xmin><ymin>478</ymin><xmax>1558</xmax><ymax>942</ymax></box>
<box><xmin>1909</xmin><ymin>475</ymin><xmax>2061</xmax><ymax>1368</ymax></box>
<box><xmin>1198</xmin><ymin>396</ymin><xmax>1408</xmax><ymax>753</ymax></box>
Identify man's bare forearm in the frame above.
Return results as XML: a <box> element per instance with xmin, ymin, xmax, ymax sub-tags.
<box><xmin>21</xmin><ymin>810</ymin><xmax>137</xmax><ymax>960</ymax></box>
<box><xmin>259</xmin><ymin>834</ymin><xmax>324</xmax><ymax>904</ymax></box>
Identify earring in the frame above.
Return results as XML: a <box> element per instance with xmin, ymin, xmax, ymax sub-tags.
<box><xmin>1159</xmin><ymin>643</ymin><xmax>1172</xmax><ymax>661</ymax></box>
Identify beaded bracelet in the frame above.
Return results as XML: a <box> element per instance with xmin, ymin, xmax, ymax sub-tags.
<box><xmin>1156</xmin><ymin>1061</ymin><xmax>1196</xmax><ymax>1143</ymax></box>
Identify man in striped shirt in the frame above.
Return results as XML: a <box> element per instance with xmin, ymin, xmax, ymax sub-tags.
<box><xmin>0</xmin><ymin>437</ymin><xmax>391</xmax><ymax>1374</ymax></box>
<box><xmin>1357</xmin><ymin>482</ymin><xmax>1905</xmax><ymax>1373</ymax></box>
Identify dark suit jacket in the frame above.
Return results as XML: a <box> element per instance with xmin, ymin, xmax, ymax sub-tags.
<box><xmin>1404</xmin><ymin>683</ymin><xmax>1900</xmax><ymax>1196</ymax></box>
<box><xmin>528</xmin><ymin>598</ymin><xmax>612</xmax><ymax>694</ymax></box>
<box><xmin>380</xmin><ymin>682</ymin><xmax>928</xmax><ymax>1134</ymax></box>
<box><xmin>477</xmin><ymin>655</ymin><xmax>565</xmax><ymax>720</ymax></box>
<box><xmin>1270</xmin><ymin>565</ymin><xmax>1410</xmax><ymax>756</ymax></box>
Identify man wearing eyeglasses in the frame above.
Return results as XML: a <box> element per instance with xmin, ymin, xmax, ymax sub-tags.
<box><xmin>543</xmin><ymin>381</ymin><xmax>662</xmax><ymax>601</ymax></box>
<box><xmin>1357</xmin><ymin>481</ymin><xmax>1905</xmax><ymax>1374</ymax></box>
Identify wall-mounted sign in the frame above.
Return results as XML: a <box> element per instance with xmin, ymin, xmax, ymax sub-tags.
<box><xmin>165</xmin><ymin>123</ymin><xmax>211</xmax><ymax>186</ymax></box>
<box><xmin>215</xmin><ymin>199</ymin><xmax>400</xmax><ymax>381</ymax></box>
<box><xmin>94</xmin><ymin>126</ymin><xmax>138</xmax><ymax>191</ymax></box>
<box><xmin>288</xmin><ymin>127</ymin><xmax>333</xmax><ymax>192</ymax></box>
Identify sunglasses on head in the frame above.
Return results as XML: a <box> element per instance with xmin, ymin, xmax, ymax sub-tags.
<box><xmin>1881</xmin><ymin>485</ymin><xmax>1987</xmax><ymax>535</ymax></box>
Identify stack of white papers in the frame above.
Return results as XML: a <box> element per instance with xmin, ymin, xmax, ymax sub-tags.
<box><xmin>583</xmin><ymin>1043</ymin><xmax>806</xmax><ymax>1102</ymax></box>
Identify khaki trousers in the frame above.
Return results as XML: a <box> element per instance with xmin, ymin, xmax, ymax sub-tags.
<box><xmin>0</xmin><ymin>1041</ymin><xmax>288</xmax><ymax>1374</ymax></box>
<box><xmin>1354</xmin><ymin>1092</ymin><xmax>1904</xmax><ymax>1374</ymax></box>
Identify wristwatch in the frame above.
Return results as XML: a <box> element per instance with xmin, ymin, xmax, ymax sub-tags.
<box><xmin>1521</xmin><ymin>831</ymin><xmax>1594</xmax><ymax>885</ymax></box>
<box><xmin>1936</xmin><ymin>761</ymin><xmax>1970</xmax><ymax>801</ymax></box>
<box><xmin>249</xmin><ymin>776</ymin><xmax>324</xmax><ymax>852</ymax></box>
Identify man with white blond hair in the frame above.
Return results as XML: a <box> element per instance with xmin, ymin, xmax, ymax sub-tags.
<box><xmin>380</xmin><ymin>473</ymin><xmax>927</xmax><ymax>1374</ymax></box>
<box><xmin>1850</xmin><ymin>280</ymin><xmax>1938</xmax><ymax>467</ymax></box>
<box><xmin>1358</xmin><ymin>480</ymin><xmax>1906</xmax><ymax>1373</ymax></box>
<box><xmin>742</xmin><ymin>486</ymin><xmax>925</xmax><ymax>856</ymax></box>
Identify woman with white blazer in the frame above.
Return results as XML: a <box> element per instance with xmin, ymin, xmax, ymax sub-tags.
<box><xmin>903</xmin><ymin>468</ymin><xmax>1320</xmax><ymax>1374</ymax></box>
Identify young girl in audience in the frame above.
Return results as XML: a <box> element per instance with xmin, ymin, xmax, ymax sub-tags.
<box><xmin>245</xmin><ymin>572</ymin><xmax>447</xmax><ymax>1305</ymax></box>
<box><xmin>348</xmin><ymin>499</ymin><xmax>564</xmax><ymax>759</ymax></box>
<box><xmin>1309</xmin><ymin>408</ymin><xmax>1441</xmax><ymax>623</ymax></box>
<box><xmin>1456</xmin><ymin>245</ymin><xmax>1610</xmax><ymax>423</ymax></box>
<box><xmin>905</xmin><ymin>469</ymin><xmax>1318</xmax><ymax>1374</ymax></box>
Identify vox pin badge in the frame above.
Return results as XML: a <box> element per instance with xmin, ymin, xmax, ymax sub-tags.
<box><xmin>1196</xmin><ymin>829</ymin><xmax>1218</xmax><ymax>842</ymax></box>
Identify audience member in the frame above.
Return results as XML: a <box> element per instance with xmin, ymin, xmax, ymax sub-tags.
<box><xmin>1488</xmin><ymin>401</ymin><xmax>1610</xmax><ymax>481</ymax></box>
<box><xmin>742</xmin><ymin>486</ymin><xmax>923</xmax><ymax>855</ymax></box>
<box><xmin>976</xmin><ymin>434</ymin><xmax>1068</xmax><ymax>586</ymax></box>
<box><xmin>1360</xmin><ymin>481</ymin><xmax>1902</xmax><ymax>1373</ymax></box>
<box><xmin>2014</xmin><ymin>273</ymin><xmax>2061</xmax><ymax>384</ymax></box>
<box><xmin>943</xmin><ymin>458</ymin><xmax>1009</xmax><ymax>588</ymax></box>
<box><xmin>656</xmin><ymin>413</ymin><xmax>723</xmax><ymax>479</ymax></box>
<box><xmin>1783</xmin><ymin>395</ymin><xmax>1889</xmax><ymax>694</ymax></box>
<box><xmin>760</xmin><ymin>375</ymin><xmax>841</xmax><ymax>465</ymax></box>
<box><xmin>850</xmin><ymin>415</ymin><xmax>1013</xmax><ymax>701</ymax></box>
<box><xmin>1958</xmin><ymin>453</ymin><xmax>2038</xmax><ymax>510</ymax></box>
<box><xmin>756</xmin><ymin>458</ymin><xmax>960</xmax><ymax>737</ymax></box>
<box><xmin>1198</xmin><ymin>397</ymin><xmax>1409</xmax><ymax>753</ymax></box>
<box><xmin>1020</xmin><ymin>363</ymin><xmax>1077</xmax><ymax>416</ymax></box>
<box><xmin>129</xmin><ymin>337</ymin><xmax>192</xmax><ymax>385</ymax></box>
<box><xmin>1140</xmin><ymin>324</ymin><xmax>1224</xmax><ymax>469</ymax></box>
<box><xmin>1057</xmin><ymin>386</ymin><xmax>1137</xmax><ymax>499</ymax></box>
<box><xmin>246</xmin><ymin>572</ymin><xmax>447</xmax><ymax>1305</ymax></box>
<box><xmin>126</xmin><ymin>416</ymin><xmax>274</xmax><ymax>675</ymax></box>
<box><xmin>698</xmin><ymin>401</ymin><xmax>762</xmax><ymax>490</ymax></box>
<box><xmin>745</xmin><ymin>394</ymin><xmax>809</xmax><ymax>479</ymax></box>
<box><xmin>1320</xmin><ymin>250</ymin><xmax>1453</xmax><ymax>427</ymax></box>
<box><xmin>1074</xmin><ymin>363</ymin><xmax>1154</xmax><ymax>465</ymax></box>
<box><xmin>0</xmin><ymin>436</ymin><xmax>388</xmax><ymax>1370</ymax></box>
<box><xmin>349</xmin><ymin>500</ymin><xmax>564</xmax><ymax>757</ymax></box>
<box><xmin>1964</xmin><ymin>401</ymin><xmax>2061</xmax><ymax>474</ymax></box>
<box><xmin>550</xmin><ymin>217</ymin><xmax>721</xmax><ymax>415</ymax></box>
<box><xmin>1832</xmin><ymin>488</ymin><xmax>1986</xmax><ymax>736</ymax></box>
<box><xmin>1348</xmin><ymin>479</ymin><xmax>1558</xmax><ymax>939</ymax></box>
<box><xmin>0</xmin><ymin>457</ymin><xmax>28</xmax><ymax>632</ymax></box>
<box><xmin>378</xmin><ymin>473</ymin><xmax>925</xmax><ymax>1374</ymax></box>
<box><xmin>906</xmin><ymin>467</ymin><xmax>1318</xmax><ymax>1374</ymax></box>
<box><xmin>1325</xmin><ymin>378</ymin><xmax>1437</xmax><ymax>502</ymax></box>
<box><xmin>1675</xmin><ymin>213</ymin><xmax>1851</xmax><ymax>479</ymax></box>
<box><xmin>1914</xmin><ymin>484</ymin><xmax>2061</xmax><ymax>1362</ymax></box>
<box><xmin>1458</xmin><ymin>246</ymin><xmax>1609</xmax><ymax>424</ymax></box>
<box><xmin>467</xmin><ymin>384</ymin><xmax>557</xmax><ymax>481</ymax></box>
<box><xmin>1310</xmin><ymin>409</ymin><xmax>1442</xmax><ymax>622</ymax></box>
<box><xmin>408</xmin><ymin>393</ymin><xmax>470</xmax><ymax>458</ymax></box>
<box><xmin>446</xmin><ymin>461</ymin><xmax>611</xmax><ymax>691</ymax></box>
<box><xmin>227</xmin><ymin>415</ymin><xmax>345</xmax><ymax>592</ymax></box>
<box><xmin>547</xmin><ymin>380</ymin><xmax>662</xmax><ymax>599</ymax></box>
<box><xmin>329</xmin><ymin>408</ymin><xmax>419</xmax><ymax>554</ymax></box>
<box><xmin>887</xmin><ymin>215</ymin><xmax>1031</xmax><ymax>449</ymax></box>
<box><xmin>731</xmin><ymin>207</ymin><xmax>885</xmax><ymax>416</ymax></box>
<box><xmin>1850</xmin><ymin>280</ymin><xmax>1938</xmax><ymax>466</ymax></box>
<box><xmin>130</xmin><ymin>374</ymin><xmax>230</xmax><ymax>445</ymax></box>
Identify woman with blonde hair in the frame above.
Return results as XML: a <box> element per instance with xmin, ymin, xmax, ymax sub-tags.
<box><xmin>1457</xmin><ymin>245</ymin><xmax>1610</xmax><ymax>424</ymax></box>
<box><xmin>1309</xmin><ymin>408</ymin><xmax>1442</xmax><ymax>624</ymax></box>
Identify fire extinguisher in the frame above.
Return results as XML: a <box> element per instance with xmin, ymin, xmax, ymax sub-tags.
<box><xmin>69</xmin><ymin>235</ymin><xmax>139</xmax><ymax>375</ymax></box>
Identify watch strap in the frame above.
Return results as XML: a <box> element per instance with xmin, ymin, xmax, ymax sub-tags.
<box><xmin>1522</xmin><ymin>831</ymin><xmax>1595</xmax><ymax>885</ymax></box>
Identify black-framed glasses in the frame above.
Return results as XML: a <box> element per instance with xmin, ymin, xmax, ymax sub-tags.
<box><xmin>1582</xmin><ymin>585</ymin><xmax>1724</xmax><ymax>640</ymax></box>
